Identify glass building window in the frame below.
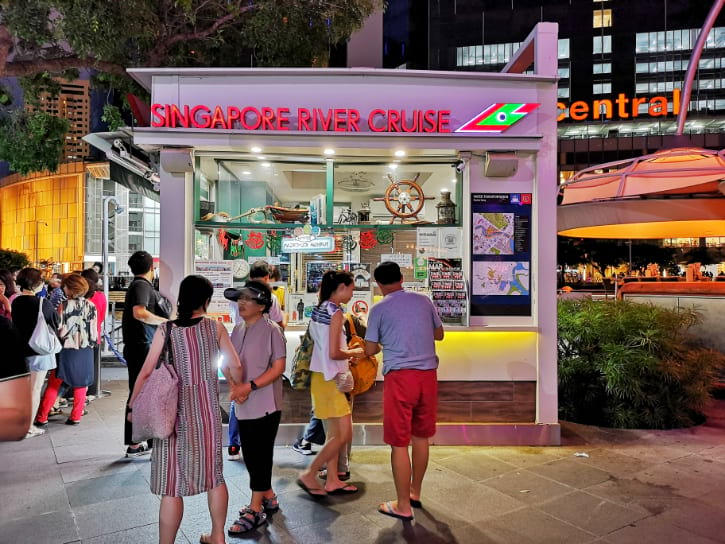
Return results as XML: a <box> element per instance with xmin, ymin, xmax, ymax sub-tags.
<box><xmin>128</xmin><ymin>211</ymin><xmax>143</xmax><ymax>232</ymax></box>
<box><xmin>557</xmin><ymin>87</ymin><xmax>570</xmax><ymax>98</ymax></box>
<box><xmin>593</xmin><ymin>9</ymin><xmax>612</xmax><ymax>28</ymax></box>
<box><xmin>558</xmin><ymin>39</ymin><xmax>570</xmax><ymax>59</ymax></box>
<box><xmin>593</xmin><ymin>82</ymin><xmax>612</xmax><ymax>94</ymax></box>
<box><xmin>593</xmin><ymin>62</ymin><xmax>611</xmax><ymax>74</ymax></box>
<box><xmin>593</xmin><ymin>35</ymin><xmax>612</xmax><ymax>54</ymax></box>
<box><xmin>129</xmin><ymin>234</ymin><xmax>143</xmax><ymax>252</ymax></box>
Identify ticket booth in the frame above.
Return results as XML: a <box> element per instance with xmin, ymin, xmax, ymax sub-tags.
<box><xmin>126</xmin><ymin>23</ymin><xmax>560</xmax><ymax>445</ymax></box>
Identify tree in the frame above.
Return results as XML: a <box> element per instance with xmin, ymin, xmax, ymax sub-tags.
<box><xmin>0</xmin><ymin>248</ymin><xmax>30</xmax><ymax>270</ymax></box>
<box><xmin>0</xmin><ymin>0</ymin><xmax>384</xmax><ymax>169</ymax></box>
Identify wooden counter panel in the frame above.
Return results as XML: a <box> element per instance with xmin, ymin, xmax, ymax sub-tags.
<box><xmin>279</xmin><ymin>380</ymin><xmax>536</xmax><ymax>424</ymax></box>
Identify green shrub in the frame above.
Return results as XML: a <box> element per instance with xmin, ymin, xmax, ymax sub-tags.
<box><xmin>557</xmin><ymin>298</ymin><xmax>725</xmax><ymax>429</ymax></box>
<box><xmin>0</xmin><ymin>248</ymin><xmax>30</xmax><ymax>271</ymax></box>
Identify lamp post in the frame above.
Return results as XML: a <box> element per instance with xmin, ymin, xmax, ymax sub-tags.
<box><xmin>102</xmin><ymin>196</ymin><xmax>124</xmax><ymax>306</ymax></box>
<box><xmin>97</xmin><ymin>196</ymin><xmax>124</xmax><ymax>399</ymax></box>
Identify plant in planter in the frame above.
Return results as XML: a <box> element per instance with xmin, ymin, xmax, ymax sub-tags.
<box><xmin>557</xmin><ymin>298</ymin><xmax>725</xmax><ymax>429</ymax></box>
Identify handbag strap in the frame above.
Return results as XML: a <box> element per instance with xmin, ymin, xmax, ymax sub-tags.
<box><xmin>156</xmin><ymin>321</ymin><xmax>174</xmax><ymax>370</ymax></box>
<box><xmin>346</xmin><ymin>313</ymin><xmax>357</xmax><ymax>338</ymax></box>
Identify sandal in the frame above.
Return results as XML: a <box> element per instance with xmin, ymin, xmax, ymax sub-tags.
<box><xmin>262</xmin><ymin>494</ymin><xmax>279</xmax><ymax>513</ymax></box>
<box><xmin>228</xmin><ymin>507</ymin><xmax>267</xmax><ymax>535</ymax></box>
<box><xmin>318</xmin><ymin>469</ymin><xmax>351</xmax><ymax>481</ymax></box>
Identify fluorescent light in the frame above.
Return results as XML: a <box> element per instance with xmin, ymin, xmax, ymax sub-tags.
<box><xmin>251</xmin><ymin>146</ymin><xmax>262</xmax><ymax>153</ymax></box>
<box><xmin>323</xmin><ymin>148</ymin><xmax>336</xmax><ymax>156</ymax></box>
<box><xmin>242</xmin><ymin>171</ymin><xmax>252</xmax><ymax>175</ymax></box>
<box><xmin>388</xmin><ymin>163</ymin><xmax>398</xmax><ymax>170</ymax></box>
<box><xmin>261</xmin><ymin>162</ymin><xmax>271</xmax><ymax>167</ymax></box>
<box><xmin>394</xmin><ymin>149</ymin><xmax>406</xmax><ymax>157</ymax></box>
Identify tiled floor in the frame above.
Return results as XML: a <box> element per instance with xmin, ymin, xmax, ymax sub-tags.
<box><xmin>1</xmin><ymin>368</ymin><xmax>724</xmax><ymax>543</ymax></box>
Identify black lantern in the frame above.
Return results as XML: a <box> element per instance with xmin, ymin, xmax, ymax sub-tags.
<box><xmin>436</xmin><ymin>189</ymin><xmax>456</xmax><ymax>224</ymax></box>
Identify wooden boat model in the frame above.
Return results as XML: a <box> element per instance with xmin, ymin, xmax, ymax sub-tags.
<box><xmin>265</xmin><ymin>205</ymin><xmax>309</xmax><ymax>223</ymax></box>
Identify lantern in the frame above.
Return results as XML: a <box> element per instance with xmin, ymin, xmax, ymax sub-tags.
<box><xmin>436</xmin><ymin>189</ymin><xmax>456</xmax><ymax>224</ymax></box>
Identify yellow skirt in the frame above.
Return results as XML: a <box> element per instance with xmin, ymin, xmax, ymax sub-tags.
<box><xmin>310</xmin><ymin>371</ymin><xmax>351</xmax><ymax>419</ymax></box>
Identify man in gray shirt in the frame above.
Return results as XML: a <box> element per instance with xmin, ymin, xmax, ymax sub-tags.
<box><xmin>365</xmin><ymin>261</ymin><xmax>444</xmax><ymax>521</ymax></box>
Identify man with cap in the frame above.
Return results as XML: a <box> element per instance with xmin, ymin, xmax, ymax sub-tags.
<box><xmin>364</xmin><ymin>261</ymin><xmax>444</xmax><ymax>522</ymax></box>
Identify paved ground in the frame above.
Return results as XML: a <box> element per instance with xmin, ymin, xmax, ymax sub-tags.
<box><xmin>1</xmin><ymin>367</ymin><xmax>725</xmax><ymax>544</ymax></box>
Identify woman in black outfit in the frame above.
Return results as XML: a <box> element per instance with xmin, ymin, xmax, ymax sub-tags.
<box><xmin>11</xmin><ymin>268</ymin><xmax>60</xmax><ymax>438</ymax></box>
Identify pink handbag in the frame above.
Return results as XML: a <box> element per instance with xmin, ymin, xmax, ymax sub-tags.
<box><xmin>131</xmin><ymin>322</ymin><xmax>179</xmax><ymax>442</ymax></box>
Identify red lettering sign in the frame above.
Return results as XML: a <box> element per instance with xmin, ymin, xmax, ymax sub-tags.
<box><xmin>151</xmin><ymin>104</ymin><xmax>451</xmax><ymax>134</ymax></box>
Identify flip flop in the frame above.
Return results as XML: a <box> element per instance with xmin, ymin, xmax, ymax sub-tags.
<box><xmin>296</xmin><ymin>478</ymin><xmax>327</xmax><ymax>498</ymax></box>
<box><xmin>410</xmin><ymin>498</ymin><xmax>423</xmax><ymax>509</ymax></box>
<box><xmin>327</xmin><ymin>484</ymin><xmax>358</xmax><ymax>495</ymax></box>
<box><xmin>377</xmin><ymin>501</ymin><xmax>414</xmax><ymax>521</ymax></box>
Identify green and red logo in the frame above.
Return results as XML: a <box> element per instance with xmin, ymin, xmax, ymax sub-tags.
<box><xmin>455</xmin><ymin>103</ymin><xmax>540</xmax><ymax>133</ymax></box>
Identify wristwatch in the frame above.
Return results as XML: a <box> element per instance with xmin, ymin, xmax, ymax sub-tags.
<box><xmin>249</xmin><ymin>380</ymin><xmax>258</xmax><ymax>391</ymax></box>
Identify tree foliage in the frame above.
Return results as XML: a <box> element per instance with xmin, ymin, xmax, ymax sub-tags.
<box><xmin>558</xmin><ymin>298</ymin><xmax>725</xmax><ymax>428</ymax></box>
<box><xmin>0</xmin><ymin>248</ymin><xmax>30</xmax><ymax>270</ymax></box>
<box><xmin>0</xmin><ymin>109</ymin><xmax>69</xmax><ymax>174</ymax></box>
<box><xmin>0</xmin><ymin>0</ymin><xmax>383</xmax><ymax>173</ymax></box>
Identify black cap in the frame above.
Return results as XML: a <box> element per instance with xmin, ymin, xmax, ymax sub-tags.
<box><xmin>223</xmin><ymin>286</ymin><xmax>271</xmax><ymax>306</ymax></box>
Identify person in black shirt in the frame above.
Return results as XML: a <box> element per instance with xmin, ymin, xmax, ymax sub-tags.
<box><xmin>12</xmin><ymin>267</ymin><xmax>60</xmax><ymax>438</ymax></box>
<box><xmin>122</xmin><ymin>251</ymin><xmax>169</xmax><ymax>456</ymax></box>
<box><xmin>0</xmin><ymin>315</ymin><xmax>31</xmax><ymax>440</ymax></box>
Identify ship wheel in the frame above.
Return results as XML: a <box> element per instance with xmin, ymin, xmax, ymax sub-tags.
<box><xmin>374</xmin><ymin>174</ymin><xmax>434</xmax><ymax>223</ymax></box>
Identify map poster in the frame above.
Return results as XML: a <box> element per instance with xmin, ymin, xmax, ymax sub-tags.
<box><xmin>470</xmin><ymin>193</ymin><xmax>532</xmax><ymax>316</ymax></box>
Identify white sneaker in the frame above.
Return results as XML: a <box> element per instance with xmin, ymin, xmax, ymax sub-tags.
<box><xmin>25</xmin><ymin>427</ymin><xmax>46</xmax><ymax>438</ymax></box>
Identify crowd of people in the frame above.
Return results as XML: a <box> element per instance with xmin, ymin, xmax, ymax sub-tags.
<box><xmin>0</xmin><ymin>264</ymin><xmax>107</xmax><ymax>438</ymax></box>
<box><xmin>0</xmin><ymin>253</ymin><xmax>445</xmax><ymax>543</ymax></box>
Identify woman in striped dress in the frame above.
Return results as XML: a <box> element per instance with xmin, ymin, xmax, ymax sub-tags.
<box><xmin>129</xmin><ymin>275</ymin><xmax>242</xmax><ymax>544</ymax></box>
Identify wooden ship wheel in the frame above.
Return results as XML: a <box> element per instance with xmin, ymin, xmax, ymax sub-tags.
<box><xmin>373</xmin><ymin>173</ymin><xmax>434</xmax><ymax>224</ymax></box>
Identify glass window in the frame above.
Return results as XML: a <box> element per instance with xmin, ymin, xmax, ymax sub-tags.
<box><xmin>635</xmin><ymin>62</ymin><xmax>649</xmax><ymax>73</ymax></box>
<box><xmin>129</xmin><ymin>234</ymin><xmax>143</xmax><ymax>252</ymax></box>
<box><xmin>593</xmin><ymin>62</ymin><xmax>611</xmax><ymax>74</ymax></box>
<box><xmin>129</xmin><ymin>192</ymin><xmax>143</xmax><ymax>208</ymax></box>
<box><xmin>593</xmin><ymin>35</ymin><xmax>612</xmax><ymax>54</ymax></box>
<box><xmin>557</xmin><ymin>87</ymin><xmax>570</xmax><ymax>98</ymax></box>
<box><xmin>457</xmin><ymin>48</ymin><xmax>462</xmax><ymax>66</ymax></box>
<box><xmin>593</xmin><ymin>9</ymin><xmax>612</xmax><ymax>28</ymax></box>
<box><xmin>128</xmin><ymin>211</ymin><xmax>143</xmax><ymax>232</ymax></box>
<box><xmin>635</xmin><ymin>32</ymin><xmax>649</xmax><ymax>53</ymax></box>
<box><xmin>558</xmin><ymin>39</ymin><xmax>570</xmax><ymax>59</ymax></box>
<box><xmin>592</xmin><ymin>82</ymin><xmax>611</xmax><ymax>94</ymax></box>
<box><xmin>636</xmin><ymin>82</ymin><xmax>648</xmax><ymax>92</ymax></box>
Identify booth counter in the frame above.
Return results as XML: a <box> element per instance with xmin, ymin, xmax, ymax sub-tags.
<box><xmin>126</xmin><ymin>23</ymin><xmax>560</xmax><ymax>445</ymax></box>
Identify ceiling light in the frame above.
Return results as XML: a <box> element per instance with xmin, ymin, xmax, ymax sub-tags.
<box><xmin>451</xmin><ymin>178</ymin><xmax>457</xmax><ymax>183</ymax></box>
<box><xmin>257</xmin><ymin>155</ymin><xmax>266</xmax><ymax>160</ymax></box>
<box><xmin>394</xmin><ymin>149</ymin><xmax>406</xmax><ymax>157</ymax></box>
<box><xmin>388</xmin><ymin>163</ymin><xmax>398</xmax><ymax>170</ymax></box>
<box><xmin>242</xmin><ymin>171</ymin><xmax>252</xmax><ymax>175</ymax></box>
<box><xmin>323</xmin><ymin>148</ymin><xmax>336</xmax><ymax>156</ymax></box>
<box><xmin>251</xmin><ymin>146</ymin><xmax>262</xmax><ymax>153</ymax></box>
<box><xmin>261</xmin><ymin>162</ymin><xmax>271</xmax><ymax>167</ymax></box>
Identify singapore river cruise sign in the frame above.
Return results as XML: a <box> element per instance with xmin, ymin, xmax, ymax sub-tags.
<box><xmin>150</xmin><ymin>103</ymin><xmax>540</xmax><ymax>134</ymax></box>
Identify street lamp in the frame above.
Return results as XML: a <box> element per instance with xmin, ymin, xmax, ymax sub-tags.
<box><xmin>102</xmin><ymin>196</ymin><xmax>124</xmax><ymax>305</ymax></box>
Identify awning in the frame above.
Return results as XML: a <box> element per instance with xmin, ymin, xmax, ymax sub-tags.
<box><xmin>83</xmin><ymin>131</ymin><xmax>160</xmax><ymax>202</ymax></box>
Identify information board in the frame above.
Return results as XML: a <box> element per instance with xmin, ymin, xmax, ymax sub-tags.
<box><xmin>470</xmin><ymin>193</ymin><xmax>532</xmax><ymax>316</ymax></box>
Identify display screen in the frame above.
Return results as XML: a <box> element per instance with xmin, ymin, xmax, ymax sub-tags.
<box><xmin>470</xmin><ymin>193</ymin><xmax>532</xmax><ymax>316</ymax></box>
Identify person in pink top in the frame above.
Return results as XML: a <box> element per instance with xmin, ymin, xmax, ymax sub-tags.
<box><xmin>81</xmin><ymin>268</ymin><xmax>107</xmax><ymax>398</ymax></box>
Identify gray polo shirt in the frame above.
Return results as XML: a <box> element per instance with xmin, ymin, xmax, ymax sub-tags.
<box><xmin>230</xmin><ymin>317</ymin><xmax>286</xmax><ymax>420</ymax></box>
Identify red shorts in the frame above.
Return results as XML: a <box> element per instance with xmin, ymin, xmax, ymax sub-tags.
<box><xmin>383</xmin><ymin>369</ymin><xmax>438</xmax><ymax>447</ymax></box>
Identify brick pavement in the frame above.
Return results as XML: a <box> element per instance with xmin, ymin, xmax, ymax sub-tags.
<box><xmin>1</xmin><ymin>367</ymin><xmax>724</xmax><ymax>543</ymax></box>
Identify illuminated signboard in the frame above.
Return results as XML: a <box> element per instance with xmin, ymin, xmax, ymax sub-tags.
<box><xmin>557</xmin><ymin>90</ymin><xmax>681</xmax><ymax>122</ymax></box>
<box><xmin>150</xmin><ymin>103</ymin><xmax>540</xmax><ymax>134</ymax></box>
